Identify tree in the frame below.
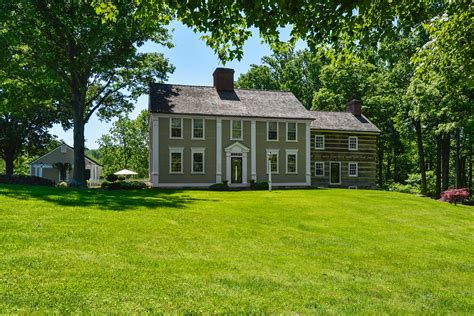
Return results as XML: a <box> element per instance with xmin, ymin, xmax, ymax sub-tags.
<box><xmin>1</xmin><ymin>1</ymin><xmax>174</xmax><ymax>186</ymax></box>
<box><xmin>98</xmin><ymin>110</ymin><xmax>148</xmax><ymax>178</ymax></box>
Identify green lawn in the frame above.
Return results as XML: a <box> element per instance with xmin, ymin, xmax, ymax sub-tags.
<box><xmin>0</xmin><ymin>185</ymin><xmax>472</xmax><ymax>313</ymax></box>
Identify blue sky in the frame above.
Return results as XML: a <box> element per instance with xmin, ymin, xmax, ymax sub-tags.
<box><xmin>50</xmin><ymin>22</ymin><xmax>304</xmax><ymax>149</ymax></box>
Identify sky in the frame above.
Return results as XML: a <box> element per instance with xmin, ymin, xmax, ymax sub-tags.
<box><xmin>49</xmin><ymin>22</ymin><xmax>305</xmax><ymax>149</ymax></box>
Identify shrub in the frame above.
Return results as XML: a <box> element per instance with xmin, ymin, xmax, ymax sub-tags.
<box><xmin>0</xmin><ymin>174</ymin><xmax>54</xmax><ymax>186</ymax></box>
<box><xmin>251</xmin><ymin>181</ymin><xmax>269</xmax><ymax>190</ymax></box>
<box><xmin>388</xmin><ymin>182</ymin><xmax>420</xmax><ymax>194</ymax></box>
<box><xmin>58</xmin><ymin>181</ymin><xmax>68</xmax><ymax>188</ymax></box>
<box><xmin>209</xmin><ymin>182</ymin><xmax>229</xmax><ymax>191</ymax></box>
<box><xmin>106</xmin><ymin>174</ymin><xmax>118</xmax><ymax>182</ymax></box>
<box><xmin>117</xmin><ymin>175</ymin><xmax>126</xmax><ymax>181</ymax></box>
<box><xmin>101</xmin><ymin>179</ymin><xmax>110</xmax><ymax>189</ymax></box>
<box><xmin>105</xmin><ymin>180</ymin><xmax>147</xmax><ymax>190</ymax></box>
<box><xmin>440</xmin><ymin>188</ymin><xmax>470</xmax><ymax>205</ymax></box>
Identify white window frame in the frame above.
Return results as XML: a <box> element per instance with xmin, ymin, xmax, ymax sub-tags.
<box><xmin>192</xmin><ymin>119</ymin><xmax>205</xmax><ymax>140</ymax></box>
<box><xmin>169</xmin><ymin>147</ymin><xmax>184</xmax><ymax>174</ymax></box>
<box><xmin>267</xmin><ymin>121</ymin><xmax>279</xmax><ymax>141</ymax></box>
<box><xmin>60</xmin><ymin>145</ymin><xmax>67</xmax><ymax>153</ymax></box>
<box><xmin>286</xmin><ymin>122</ymin><xmax>298</xmax><ymax>142</ymax></box>
<box><xmin>348</xmin><ymin>162</ymin><xmax>358</xmax><ymax>177</ymax></box>
<box><xmin>266</xmin><ymin>149</ymin><xmax>279</xmax><ymax>174</ymax></box>
<box><xmin>314</xmin><ymin>161</ymin><xmax>325</xmax><ymax>177</ymax></box>
<box><xmin>191</xmin><ymin>147</ymin><xmax>205</xmax><ymax>174</ymax></box>
<box><xmin>230</xmin><ymin>120</ymin><xmax>243</xmax><ymax>140</ymax></box>
<box><xmin>285</xmin><ymin>149</ymin><xmax>298</xmax><ymax>174</ymax></box>
<box><xmin>169</xmin><ymin>118</ymin><xmax>183</xmax><ymax>139</ymax></box>
<box><xmin>348</xmin><ymin>136</ymin><xmax>358</xmax><ymax>151</ymax></box>
<box><xmin>315</xmin><ymin>135</ymin><xmax>325</xmax><ymax>150</ymax></box>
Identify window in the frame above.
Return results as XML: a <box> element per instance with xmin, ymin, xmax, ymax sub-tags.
<box><xmin>266</xmin><ymin>149</ymin><xmax>279</xmax><ymax>174</ymax></box>
<box><xmin>349</xmin><ymin>136</ymin><xmax>358</xmax><ymax>151</ymax></box>
<box><xmin>286</xmin><ymin>122</ymin><xmax>297</xmax><ymax>141</ymax></box>
<box><xmin>267</xmin><ymin>122</ymin><xmax>278</xmax><ymax>141</ymax></box>
<box><xmin>170</xmin><ymin>118</ymin><xmax>183</xmax><ymax>139</ymax></box>
<box><xmin>192</xmin><ymin>119</ymin><xmax>205</xmax><ymax>139</ymax></box>
<box><xmin>169</xmin><ymin>147</ymin><xmax>183</xmax><ymax>173</ymax></box>
<box><xmin>191</xmin><ymin>148</ymin><xmax>205</xmax><ymax>174</ymax></box>
<box><xmin>315</xmin><ymin>135</ymin><xmax>325</xmax><ymax>150</ymax></box>
<box><xmin>348</xmin><ymin>162</ymin><xmax>358</xmax><ymax>177</ymax></box>
<box><xmin>60</xmin><ymin>144</ymin><xmax>67</xmax><ymax>153</ymax></box>
<box><xmin>315</xmin><ymin>162</ymin><xmax>324</xmax><ymax>176</ymax></box>
<box><xmin>286</xmin><ymin>150</ymin><xmax>298</xmax><ymax>174</ymax></box>
<box><xmin>231</xmin><ymin>120</ymin><xmax>243</xmax><ymax>140</ymax></box>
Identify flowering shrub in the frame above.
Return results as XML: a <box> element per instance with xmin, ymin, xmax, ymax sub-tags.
<box><xmin>440</xmin><ymin>188</ymin><xmax>470</xmax><ymax>205</ymax></box>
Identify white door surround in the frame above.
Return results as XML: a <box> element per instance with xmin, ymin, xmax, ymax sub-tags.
<box><xmin>225</xmin><ymin>142</ymin><xmax>249</xmax><ymax>185</ymax></box>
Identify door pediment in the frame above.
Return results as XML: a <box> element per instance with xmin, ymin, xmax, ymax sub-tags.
<box><xmin>224</xmin><ymin>142</ymin><xmax>250</xmax><ymax>154</ymax></box>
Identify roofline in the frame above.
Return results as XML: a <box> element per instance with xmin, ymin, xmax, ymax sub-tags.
<box><xmin>150</xmin><ymin>82</ymin><xmax>293</xmax><ymax>93</ymax></box>
<box><xmin>149</xmin><ymin>111</ymin><xmax>315</xmax><ymax>121</ymax></box>
<box><xmin>29</xmin><ymin>143</ymin><xmax>103</xmax><ymax>166</ymax></box>
<box><xmin>311</xmin><ymin>128</ymin><xmax>381</xmax><ymax>135</ymax></box>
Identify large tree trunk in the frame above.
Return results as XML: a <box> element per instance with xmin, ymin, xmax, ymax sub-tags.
<box><xmin>413</xmin><ymin>120</ymin><xmax>427</xmax><ymax>195</ymax></box>
<box><xmin>4</xmin><ymin>152</ymin><xmax>15</xmax><ymax>177</ymax></box>
<box><xmin>469</xmin><ymin>152</ymin><xmax>473</xmax><ymax>192</ymax></box>
<box><xmin>436</xmin><ymin>136</ymin><xmax>442</xmax><ymax>197</ymax></box>
<box><xmin>455</xmin><ymin>129</ymin><xmax>462</xmax><ymax>188</ymax></box>
<box><xmin>71</xmin><ymin>117</ymin><xmax>86</xmax><ymax>186</ymax></box>
<box><xmin>441</xmin><ymin>134</ymin><xmax>451</xmax><ymax>191</ymax></box>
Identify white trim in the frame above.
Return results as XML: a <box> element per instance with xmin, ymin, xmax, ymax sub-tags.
<box><xmin>169</xmin><ymin>147</ymin><xmax>184</xmax><ymax>174</ymax></box>
<box><xmin>305</xmin><ymin>122</ymin><xmax>311</xmax><ymax>185</ymax></box>
<box><xmin>216</xmin><ymin>119</ymin><xmax>222</xmax><ymax>183</ymax></box>
<box><xmin>169</xmin><ymin>117</ymin><xmax>183</xmax><ymax>139</ymax></box>
<box><xmin>150</xmin><ymin>113</ymin><xmax>313</xmax><ymax>123</ymax></box>
<box><xmin>329</xmin><ymin>161</ymin><xmax>341</xmax><ymax>185</ymax></box>
<box><xmin>315</xmin><ymin>135</ymin><xmax>325</xmax><ymax>150</ymax></box>
<box><xmin>225</xmin><ymin>142</ymin><xmax>249</xmax><ymax>184</ymax></box>
<box><xmin>348</xmin><ymin>161</ymin><xmax>358</xmax><ymax>177</ymax></box>
<box><xmin>230</xmin><ymin>119</ymin><xmax>243</xmax><ymax>140</ymax></box>
<box><xmin>314</xmin><ymin>161</ymin><xmax>325</xmax><ymax>177</ymax></box>
<box><xmin>266</xmin><ymin>149</ymin><xmax>279</xmax><ymax>174</ymax></box>
<box><xmin>191</xmin><ymin>147</ymin><xmax>205</xmax><ymax>174</ymax></box>
<box><xmin>348</xmin><ymin>136</ymin><xmax>359</xmax><ymax>151</ymax></box>
<box><xmin>151</xmin><ymin>118</ymin><xmax>159</xmax><ymax>185</ymax></box>
<box><xmin>286</xmin><ymin>122</ymin><xmax>298</xmax><ymax>142</ymax></box>
<box><xmin>266</xmin><ymin>121</ymin><xmax>279</xmax><ymax>141</ymax></box>
<box><xmin>251</xmin><ymin>120</ymin><xmax>256</xmax><ymax>181</ymax></box>
<box><xmin>285</xmin><ymin>149</ymin><xmax>298</xmax><ymax>174</ymax></box>
<box><xmin>31</xmin><ymin>164</ymin><xmax>53</xmax><ymax>168</ymax></box>
<box><xmin>192</xmin><ymin>118</ymin><xmax>205</xmax><ymax>140</ymax></box>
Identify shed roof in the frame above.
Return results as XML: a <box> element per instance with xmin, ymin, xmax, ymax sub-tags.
<box><xmin>149</xmin><ymin>83</ymin><xmax>314</xmax><ymax>120</ymax></box>
<box><xmin>310</xmin><ymin>111</ymin><xmax>381</xmax><ymax>133</ymax></box>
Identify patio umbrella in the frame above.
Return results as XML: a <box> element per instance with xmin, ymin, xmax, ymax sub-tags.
<box><xmin>114</xmin><ymin>169</ymin><xmax>138</xmax><ymax>176</ymax></box>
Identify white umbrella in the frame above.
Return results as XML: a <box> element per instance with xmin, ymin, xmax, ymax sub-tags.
<box><xmin>114</xmin><ymin>169</ymin><xmax>138</xmax><ymax>175</ymax></box>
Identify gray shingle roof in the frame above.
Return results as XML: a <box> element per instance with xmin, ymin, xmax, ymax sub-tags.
<box><xmin>310</xmin><ymin>111</ymin><xmax>381</xmax><ymax>133</ymax></box>
<box><xmin>149</xmin><ymin>83</ymin><xmax>314</xmax><ymax>120</ymax></box>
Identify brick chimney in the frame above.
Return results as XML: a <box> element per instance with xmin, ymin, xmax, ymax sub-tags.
<box><xmin>346</xmin><ymin>99</ymin><xmax>362</xmax><ymax>116</ymax></box>
<box><xmin>213</xmin><ymin>68</ymin><xmax>234</xmax><ymax>92</ymax></box>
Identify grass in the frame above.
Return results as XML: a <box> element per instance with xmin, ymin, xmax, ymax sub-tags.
<box><xmin>0</xmin><ymin>184</ymin><xmax>472</xmax><ymax>313</ymax></box>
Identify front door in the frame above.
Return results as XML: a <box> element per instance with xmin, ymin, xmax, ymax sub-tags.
<box><xmin>231</xmin><ymin>157</ymin><xmax>243</xmax><ymax>183</ymax></box>
<box><xmin>330</xmin><ymin>162</ymin><xmax>341</xmax><ymax>185</ymax></box>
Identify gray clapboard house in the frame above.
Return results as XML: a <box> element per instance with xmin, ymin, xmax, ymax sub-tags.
<box><xmin>148</xmin><ymin>68</ymin><xmax>380</xmax><ymax>188</ymax></box>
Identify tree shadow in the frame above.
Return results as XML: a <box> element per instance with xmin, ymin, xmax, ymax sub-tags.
<box><xmin>0</xmin><ymin>185</ymin><xmax>213</xmax><ymax>211</ymax></box>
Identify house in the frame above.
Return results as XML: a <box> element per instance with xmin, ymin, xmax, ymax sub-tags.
<box><xmin>29</xmin><ymin>143</ymin><xmax>102</xmax><ymax>184</ymax></box>
<box><xmin>148</xmin><ymin>67</ymin><xmax>380</xmax><ymax>188</ymax></box>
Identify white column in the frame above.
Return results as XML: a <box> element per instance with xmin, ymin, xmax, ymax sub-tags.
<box><xmin>216</xmin><ymin>119</ymin><xmax>222</xmax><ymax>183</ymax></box>
<box><xmin>251</xmin><ymin>120</ymin><xmax>256</xmax><ymax>181</ymax></box>
<box><xmin>39</xmin><ymin>166</ymin><xmax>43</xmax><ymax>178</ymax></box>
<box><xmin>226</xmin><ymin>152</ymin><xmax>231</xmax><ymax>183</ymax></box>
<box><xmin>151</xmin><ymin>116</ymin><xmax>159</xmax><ymax>186</ymax></box>
<box><xmin>306</xmin><ymin>122</ymin><xmax>311</xmax><ymax>185</ymax></box>
<box><xmin>243</xmin><ymin>153</ymin><xmax>248</xmax><ymax>184</ymax></box>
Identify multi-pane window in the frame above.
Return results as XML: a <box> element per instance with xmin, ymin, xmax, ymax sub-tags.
<box><xmin>349</xmin><ymin>136</ymin><xmax>358</xmax><ymax>151</ymax></box>
<box><xmin>286</xmin><ymin>150</ymin><xmax>298</xmax><ymax>174</ymax></box>
<box><xmin>348</xmin><ymin>162</ymin><xmax>358</xmax><ymax>177</ymax></box>
<box><xmin>192</xmin><ymin>148</ymin><xmax>205</xmax><ymax>174</ymax></box>
<box><xmin>286</xmin><ymin>122</ymin><xmax>297</xmax><ymax>141</ymax></box>
<box><xmin>193</xmin><ymin>119</ymin><xmax>204</xmax><ymax>139</ymax></box>
<box><xmin>267</xmin><ymin>122</ymin><xmax>278</xmax><ymax>141</ymax></box>
<box><xmin>266</xmin><ymin>150</ymin><xmax>279</xmax><ymax>173</ymax></box>
<box><xmin>315</xmin><ymin>162</ymin><xmax>324</xmax><ymax>176</ymax></box>
<box><xmin>170</xmin><ymin>118</ymin><xmax>182</xmax><ymax>138</ymax></box>
<box><xmin>169</xmin><ymin>148</ymin><xmax>183</xmax><ymax>173</ymax></box>
<box><xmin>231</xmin><ymin>120</ymin><xmax>242</xmax><ymax>140</ymax></box>
<box><xmin>315</xmin><ymin>135</ymin><xmax>325</xmax><ymax>150</ymax></box>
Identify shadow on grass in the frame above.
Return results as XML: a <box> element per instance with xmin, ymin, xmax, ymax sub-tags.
<box><xmin>0</xmin><ymin>184</ymin><xmax>214</xmax><ymax>211</ymax></box>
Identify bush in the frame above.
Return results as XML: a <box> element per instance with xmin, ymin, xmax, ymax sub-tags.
<box><xmin>117</xmin><ymin>175</ymin><xmax>126</xmax><ymax>181</ymax></box>
<box><xmin>106</xmin><ymin>174</ymin><xmax>118</xmax><ymax>182</ymax></box>
<box><xmin>58</xmin><ymin>181</ymin><xmax>68</xmax><ymax>188</ymax></box>
<box><xmin>440</xmin><ymin>188</ymin><xmax>470</xmax><ymax>205</ymax></box>
<box><xmin>251</xmin><ymin>181</ymin><xmax>269</xmax><ymax>190</ymax></box>
<box><xmin>105</xmin><ymin>180</ymin><xmax>147</xmax><ymax>190</ymax></box>
<box><xmin>209</xmin><ymin>182</ymin><xmax>229</xmax><ymax>191</ymax></box>
<box><xmin>0</xmin><ymin>174</ymin><xmax>54</xmax><ymax>186</ymax></box>
<box><xmin>101</xmin><ymin>179</ymin><xmax>110</xmax><ymax>189</ymax></box>
<box><xmin>388</xmin><ymin>182</ymin><xmax>420</xmax><ymax>194</ymax></box>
